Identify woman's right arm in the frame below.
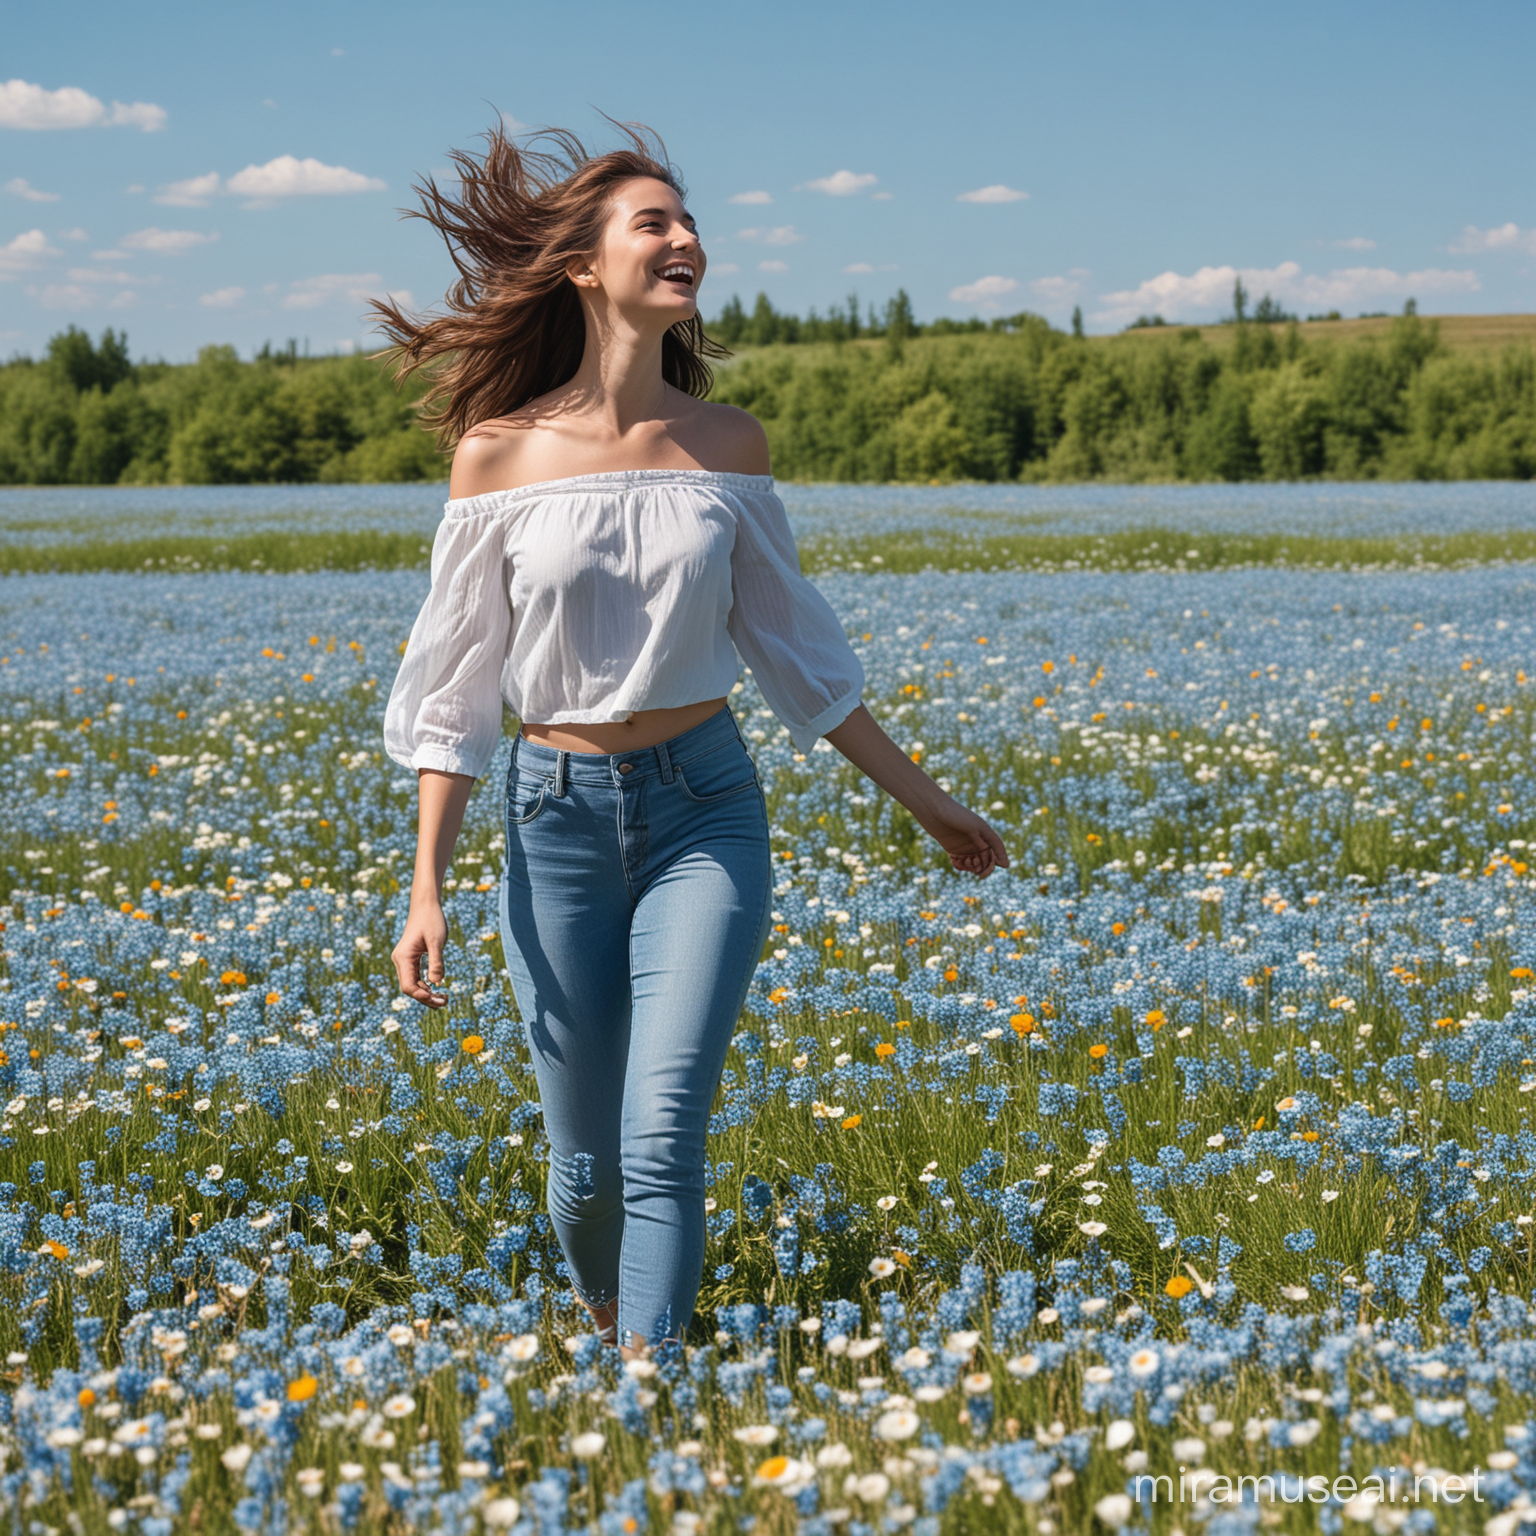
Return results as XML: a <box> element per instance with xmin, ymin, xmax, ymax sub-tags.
<box><xmin>392</xmin><ymin>768</ymin><xmax>476</xmax><ymax>1007</ymax></box>
<box><xmin>383</xmin><ymin>432</ymin><xmax>518</xmax><ymax>1004</ymax></box>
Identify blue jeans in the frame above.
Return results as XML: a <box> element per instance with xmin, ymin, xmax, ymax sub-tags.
<box><xmin>497</xmin><ymin>704</ymin><xmax>772</xmax><ymax>1349</ymax></box>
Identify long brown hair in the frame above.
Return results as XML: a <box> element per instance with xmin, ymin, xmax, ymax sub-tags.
<box><xmin>369</xmin><ymin>117</ymin><xmax>728</xmax><ymax>449</ymax></box>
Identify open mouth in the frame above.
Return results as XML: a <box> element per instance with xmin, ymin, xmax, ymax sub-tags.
<box><xmin>657</xmin><ymin>262</ymin><xmax>695</xmax><ymax>288</ymax></box>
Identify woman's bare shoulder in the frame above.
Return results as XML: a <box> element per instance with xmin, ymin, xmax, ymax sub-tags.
<box><xmin>683</xmin><ymin>399</ymin><xmax>771</xmax><ymax>476</ymax></box>
<box><xmin>448</xmin><ymin>415</ymin><xmax>543</xmax><ymax>498</ymax></box>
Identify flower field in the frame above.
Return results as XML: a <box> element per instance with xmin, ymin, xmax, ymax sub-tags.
<box><xmin>2</xmin><ymin>490</ymin><xmax>1536</xmax><ymax>1533</ymax></box>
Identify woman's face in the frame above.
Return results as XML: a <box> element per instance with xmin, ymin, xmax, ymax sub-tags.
<box><xmin>579</xmin><ymin>176</ymin><xmax>705</xmax><ymax>325</ymax></box>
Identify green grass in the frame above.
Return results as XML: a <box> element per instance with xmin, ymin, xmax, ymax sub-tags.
<box><xmin>7</xmin><ymin>525</ymin><xmax>1536</xmax><ymax>578</ymax></box>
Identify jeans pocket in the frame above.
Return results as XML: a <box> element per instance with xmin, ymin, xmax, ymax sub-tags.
<box><xmin>507</xmin><ymin>773</ymin><xmax>551</xmax><ymax>826</ymax></box>
<box><xmin>675</xmin><ymin>741</ymin><xmax>761</xmax><ymax>804</ymax></box>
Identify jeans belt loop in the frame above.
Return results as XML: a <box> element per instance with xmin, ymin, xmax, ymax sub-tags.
<box><xmin>554</xmin><ymin>749</ymin><xmax>568</xmax><ymax>798</ymax></box>
<box><xmin>654</xmin><ymin>739</ymin><xmax>675</xmax><ymax>784</ymax></box>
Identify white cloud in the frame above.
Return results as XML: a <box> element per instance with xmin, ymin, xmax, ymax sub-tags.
<box><xmin>729</xmin><ymin>190</ymin><xmax>771</xmax><ymax>205</ymax></box>
<box><xmin>152</xmin><ymin>158</ymin><xmax>384</xmax><ymax>210</ymax></box>
<box><xmin>121</xmin><ymin>227</ymin><xmax>219</xmax><ymax>254</ymax></box>
<box><xmin>1093</xmin><ymin>260</ymin><xmax>1480</xmax><ymax>325</ymax></box>
<box><xmin>871</xmin><ymin>191</ymin><xmax>894</xmax><ymax>201</ymax></box>
<box><xmin>949</xmin><ymin>274</ymin><xmax>1019</xmax><ymax>307</ymax></box>
<box><xmin>108</xmin><ymin>100</ymin><xmax>167</xmax><ymax>132</ymax></box>
<box><xmin>500</xmin><ymin>112</ymin><xmax>534</xmax><ymax>135</ymax></box>
<box><xmin>0</xmin><ymin>79</ymin><xmax>165</xmax><ymax>132</ymax></box>
<box><xmin>281</xmin><ymin>272</ymin><xmax>402</xmax><ymax>310</ymax></box>
<box><xmin>957</xmin><ymin>184</ymin><xmax>1028</xmax><ymax>204</ymax></box>
<box><xmin>709</xmin><ymin>261</ymin><xmax>740</xmax><ymax>274</ymax></box>
<box><xmin>4</xmin><ymin>177</ymin><xmax>59</xmax><ymax>203</ymax></box>
<box><xmin>200</xmin><ymin>286</ymin><xmax>245</xmax><ymax>308</ymax></box>
<box><xmin>0</xmin><ymin>228</ymin><xmax>61</xmax><ymax>275</ymax></box>
<box><xmin>1030</xmin><ymin>275</ymin><xmax>1083</xmax><ymax>306</ymax></box>
<box><xmin>1450</xmin><ymin>222</ymin><xmax>1536</xmax><ymax>255</ymax></box>
<box><xmin>844</xmin><ymin>262</ymin><xmax>874</xmax><ymax>274</ymax></box>
<box><xmin>1335</xmin><ymin>236</ymin><xmax>1376</xmax><ymax>250</ymax></box>
<box><xmin>226</xmin><ymin>156</ymin><xmax>386</xmax><ymax>201</ymax></box>
<box><xmin>805</xmin><ymin>170</ymin><xmax>878</xmax><ymax>197</ymax></box>
<box><xmin>26</xmin><ymin>282</ymin><xmax>137</xmax><ymax>310</ymax></box>
<box><xmin>155</xmin><ymin>172</ymin><xmax>221</xmax><ymax>208</ymax></box>
<box><xmin>125</xmin><ymin>183</ymin><xmax>144</xmax><ymax>194</ymax></box>
<box><xmin>0</xmin><ymin>80</ymin><xmax>103</xmax><ymax>130</ymax></box>
<box><xmin>66</xmin><ymin>267</ymin><xmax>153</xmax><ymax>286</ymax></box>
<box><xmin>758</xmin><ymin>259</ymin><xmax>789</xmax><ymax>273</ymax></box>
<box><xmin>59</xmin><ymin>227</ymin><xmax>88</xmax><ymax>241</ymax></box>
<box><xmin>735</xmin><ymin>225</ymin><xmax>802</xmax><ymax>245</ymax></box>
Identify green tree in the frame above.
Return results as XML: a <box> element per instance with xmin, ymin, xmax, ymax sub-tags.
<box><xmin>46</xmin><ymin>326</ymin><xmax>134</xmax><ymax>394</ymax></box>
<box><xmin>1250</xmin><ymin>360</ymin><xmax>1329</xmax><ymax>478</ymax></box>
<box><xmin>892</xmin><ymin>392</ymin><xmax>969</xmax><ymax>481</ymax></box>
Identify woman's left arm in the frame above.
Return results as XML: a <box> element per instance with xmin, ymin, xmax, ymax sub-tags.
<box><xmin>824</xmin><ymin>704</ymin><xmax>1009</xmax><ymax>878</ymax></box>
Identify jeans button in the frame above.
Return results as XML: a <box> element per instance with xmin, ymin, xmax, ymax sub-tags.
<box><xmin>618</xmin><ymin>762</ymin><xmax>633</xmax><ymax>774</ymax></box>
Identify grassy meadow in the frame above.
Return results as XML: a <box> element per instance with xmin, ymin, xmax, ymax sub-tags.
<box><xmin>1</xmin><ymin>486</ymin><xmax>1536</xmax><ymax>1533</ymax></box>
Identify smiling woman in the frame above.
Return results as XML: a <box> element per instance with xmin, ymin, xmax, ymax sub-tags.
<box><xmin>372</xmin><ymin>113</ymin><xmax>1008</xmax><ymax>1368</ymax></box>
<box><xmin>369</xmin><ymin>118</ymin><xmax>727</xmax><ymax>444</ymax></box>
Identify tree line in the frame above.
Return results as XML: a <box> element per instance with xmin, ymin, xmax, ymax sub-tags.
<box><xmin>1</xmin><ymin>301</ymin><xmax>1531</xmax><ymax>485</ymax></box>
<box><xmin>707</xmin><ymin>297</ymin><xmax>1534</xmax><ymax>482</ymax></box>
<box><xmin>0</xmin><ymin>331</ymin><xmax>444</xmax><ymax>487</ymax></box>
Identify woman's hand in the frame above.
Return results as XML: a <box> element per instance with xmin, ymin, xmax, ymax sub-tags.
<box><xmin>823</xmin><ymin>706</ymin><xmax>1011</xmax><ymax>879</ymax></box>
<box><xmin>392</xmin><ymin>896</ymin><xmax>450</xmax><ymax>1008</ymax></box>
<box><xmin>395</xmin><ymin>768</ymin><xmax>475</xmax><ymax>1009</ymax></box>
<box><xmin>923</xmin><ymin>801</ymin><xmax>1010</xmax><ymax>878</ymax></box>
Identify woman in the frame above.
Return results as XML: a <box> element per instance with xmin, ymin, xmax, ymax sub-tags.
<box><xmin>378</xmin><ymin>121</ymin><xmax>1008</xmax><ymax>1360</ymax></box>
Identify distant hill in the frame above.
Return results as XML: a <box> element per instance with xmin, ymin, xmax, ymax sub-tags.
<box><xmin>1113</xmin><ymin>312</ymin><xmax>1536</xmax><ymax>354</ymax></box>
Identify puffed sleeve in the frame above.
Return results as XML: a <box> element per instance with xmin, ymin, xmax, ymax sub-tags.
<box><xmin>383</xmin><ymin>506</ymin><xmax>513</xmax><ymax>778</ymax></box>
<box><xmin>726</xmin><ymin>484</ymin><xmax>864</xmax><ymax>754</ymax></box>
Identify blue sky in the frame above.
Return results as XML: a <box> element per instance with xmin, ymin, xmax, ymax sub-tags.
<box><xmin>4</xmin><ymin>0</ymin><xmax>1533</xmax><ymax>361</ymax></box>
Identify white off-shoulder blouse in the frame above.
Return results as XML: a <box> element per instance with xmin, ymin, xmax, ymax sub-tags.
<box><xmin>382</xmin><ymin>469</ymin><xmax>865</xmax><ymax>778</ymax></box>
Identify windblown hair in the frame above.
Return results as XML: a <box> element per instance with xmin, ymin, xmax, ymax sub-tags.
<box><xmin>370</xmin><ymin>117</ymin><xmax>728</xmax><ymax>449</ymax></box>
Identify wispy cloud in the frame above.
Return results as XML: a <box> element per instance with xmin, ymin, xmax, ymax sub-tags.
<box><xmin>4</xmin><ymin>177</ymin><xmax>59</xmax><ymax>203</ymax></box>
<box><xmin>199</xmin><ymin>286</ymin><xmax>245</xmax><ymax>308</ymax></box>
<box><xmin>281</xmin><ymin>272</ymin><xmax>407</xmax><ymax>310</ymax></box>
<box><xmin>1093</xmin><ymin>260</ymin><xmax>1480</xmax><ymax>325</ymax></box>
<box><xmin>0</xmin><ymin>228</ymin><xmax>61</xmax><ymax>276</ymax></box>
<box><xmin>59</xmin><ymin>227</ymin><xmax>88</xmax><ymax>241</ymax></box>
<box><xmin>1450</xmin><ymin>222</ymin><xmax>1536</xmax><ymax>255</ymax></box>
<box><xmin>0</xmin><ymin>79</ymin><xmax>165</xmax><ymax>132</ymax></box>
<box><xmin>1334</xmin><ymin>236</ymin><xmax>1376</xmax><ymax>251</ymax></box>
<box><xmin>736</xmin><ymin>225</ymin><xmax>804</xmax><ymax>247</ymax></box>
<box><xmin>729</xmin><ymin>190</ymin><xmax>772</xmax><ymax>205</ymax></box>
<box><xmin>957</xmin><ymin>184</ymin><xmax>1028</xmax><ymax>204</ymax></box>
<box><xmin>844</xmin><ymin>262</ymin><xmax>874</xmax><ymax>274</ymax></box>
<box><xmin>949</xmin><ymin>274</ymin><xmax>1019</xmax><ymax>307</ymax></box>
<box><xmin>805</xmin><ymin>170</ymin><xmax>878</xmax><ymax>197</ymax></box>
<box><xmin>155</xmin><ymin>172</ymin><xmax>221</xmax><ymax>208</ymax></box>
<box><xmin>709</xmin><ymin>261</ymin><xmax>740</xmax><ymax>274</ymax></box>
<box><xmin>26</xmin><ymin>282</ymin><xmax>138</xmax><ymax>310</ymax></box>
<box><xmin>154</xmin><ymin>158</ymin><xmax>386</xmax><ymax>210</ymax></box>
<box><xmin>121</xmin><ymin>227</ymin><xmax>219</xmax><ymax>254</ymax></box>
<box><xmin>758</xmin><ymin>259</ymin><xmax>789</xmax><ymax>273</ymax></box>
<box><xmin>1030</xmin><ymin>274</ymin><xmax>1085</xmax><ymax>306</ymax></box>
<box><xmin>66</xmin><ymin>266</ymin><xmax>155</xmax><ymax>287</ymax></box>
